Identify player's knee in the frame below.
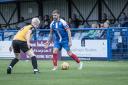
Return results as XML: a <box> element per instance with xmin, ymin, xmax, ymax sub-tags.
<box><xmin>67</xmin><ymin>51</ymin><xmax>72</xmax><ymax>56</ymax></box>
<box><xmin>53</xmin><ymin>48</ymin><xmax>59</xmax><ymax>54</ymax></box>
<box><xmin>53</xmin><ymin>50</ymin><xmax>58</xmax><ymax>54</ymax></box>
<box><xmin>26</xmin><ymin>50</ymin><xmax>35</xmax><ymax>57</ymax></box>
<box><xmin>14</xmin><ymin>53</ymin><xmax>20</xmax><ymax>59</ymax></box>
<box><xmin>28</xmin><ymin>53</ymin><xmax>35</xmax><ymax>58</ymax></box>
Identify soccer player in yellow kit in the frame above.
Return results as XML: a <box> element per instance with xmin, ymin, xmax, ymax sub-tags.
<box><xmin>7</xmin><ymin>18</ymin><xmax>40</xmax><ymax>74</ymax></box>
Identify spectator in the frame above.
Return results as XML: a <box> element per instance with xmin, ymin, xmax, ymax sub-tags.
<box><xmin>100</xmin><ymin>23</ymin><xmax>104</xmax><ymax>28</ymax></box>
<box><xmin>119</xmin><ymin>12</ymin><xmax>128</xmax><ymax>27</ymax></box>
<box><xmin>43</xmin><ymin>15</ymin><xmax>50</xmax><ymax>29</ymax></box>
<box><xmin>102</xmin><ymin>13</ymin><xmax>108</xmax><ymax>23</ymax></box>
<box><xmin>104</xmin><ymin>22</ymin><xmax>110</xmax><ymax>28</ymax></box>
<box><xmin>100</xmin><ymin>22</ymin><xmax>110</xmax><ymax>39</ymax></box>
<box><xmin>87</xmin><ymin>23</ymin><xmax>99</xmax><ymax>39</ymax></box>
<box><xmin>69</xmin><ymin>14</ymin><xmax>81</xmax><ymax>28</ymax></box>
<box><xmin>91</xmin><ymin>23</ymin><xmax>97</xmax><ymax>28</ymax></box>
<box><xmin>38</xmin><ymin>16</ymin><xmax>43</xmax><ymax>29</ymax></box>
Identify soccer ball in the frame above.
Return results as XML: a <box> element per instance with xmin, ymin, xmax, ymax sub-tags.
<box><xmin>61</xmin><ymin>62</ymin><xmax>70</xmax><ymax>70</ymax></box>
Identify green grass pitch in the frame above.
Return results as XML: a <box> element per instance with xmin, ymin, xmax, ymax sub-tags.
<box><xmin>0</xmin><ymin>60</ymin><xmax>128</xmax><ymax>85</ymax></box>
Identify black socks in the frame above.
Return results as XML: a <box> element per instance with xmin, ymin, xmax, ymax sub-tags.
<box><xmin>9</xmin><ymin>58</ymin><xmax>19</xmax><ymax>68</ymax></box>
<box><xmin>31</xmin><ymin>56</ymin><xmax>38</xmax><ymax>69</ymax></box>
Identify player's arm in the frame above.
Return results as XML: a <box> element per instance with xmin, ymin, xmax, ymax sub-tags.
<box><xmin>9</xmin><ymin>44</ymin><xmax>13</xmax><ymax>52</ymax></box>
<box><xmin>62</xmin><ymin>19</ymin><xmax>72</xmax><ymax>47</ymax></box>
<box><xmin>9</xmin><ymin>35</ymin><xmax>16</xmax><ymax>52</ymax></box>
<box><xmin>48</xmin><ymin>29</ymin><xmax>53</xmax><ymax>43</ymax></box>
<box><xmin>66</xmin><ymin>28</ymin><xmax>72</xmax><ymax>47</ymax></box>
<box><xmin>44</xmin><ymin>29</ymin><xmax>53</xmax><ymax>48</ymax></box>
<box><xmin>25</xmin><ymin>30</ymin><xmax>32</xmax><ymax>48</ymax></box>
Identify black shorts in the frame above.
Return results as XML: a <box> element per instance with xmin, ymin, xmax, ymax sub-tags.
<box><xmin>12</xmin><ymin>40</ymin><xmax>30</xmax><ymax>53</ymax></box>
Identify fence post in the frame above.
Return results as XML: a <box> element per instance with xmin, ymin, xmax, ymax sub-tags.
<box><xmin>2</xmin><ymin>31</ymin><xmax>4</xmax><ymax>41</ymax></box>
<box><xmin>107</xmin><ymin>28</ymin><xmax>112</xmax><ymax>60</ymax></box>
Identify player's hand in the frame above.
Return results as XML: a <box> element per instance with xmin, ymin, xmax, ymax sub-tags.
<box><xmin>9</xmin><ymin>46</ymin><xmax>12</xmax><ymax>52</ymax></box>
<box><xmin>69</xmin><ymin>41</ymin><xmax>72</xmax><ymax>47</ymax></box>
<box><xmin>44</xmin><ymin>41</ymin><xmax>49</xmax><ymax>49</ymax></box>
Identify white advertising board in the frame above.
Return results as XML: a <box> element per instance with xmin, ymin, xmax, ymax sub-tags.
<box><xmin>0</xmin><ymin>41</ymin><xmax>15</xmax><ymax>58</ymax></box>
<box><xmin>62</xmin><ymin>40</ymin><xmax>107</xmax><ymax>57</ymax></box>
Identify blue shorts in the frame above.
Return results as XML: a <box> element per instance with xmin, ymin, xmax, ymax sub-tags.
<box><xmin>54</xmin><ymin>41</ymin><xmax>70</xmax><ymax>51</ymax></box>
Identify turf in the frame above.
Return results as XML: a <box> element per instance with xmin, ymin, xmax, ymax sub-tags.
<box><xmin>0</xmin><ymin>60</ymin><xmax>128</xmax><ymax>85</ymax></box>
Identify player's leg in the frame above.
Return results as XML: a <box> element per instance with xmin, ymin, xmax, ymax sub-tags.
<box><xmin>26</xmin><ymin>49</ymin><xmax>39</xmax><ymax>74</ymax></box>
<box><xmin>7</xmin><ymin>53</ymin><xmax>20</xmax><ymax>74</ymax></box>
<box><xmin>67</xmin><ymin>51</ymin><xmax>80</xmax><ymax>63</ymax></box>
<box><xmin>63</xmin><ymin>42</ymin><xmax>83</xmax><ymax>70</ymax></box>
<box><xmin>52</xmin><ymin>42</ymin><xmax>61</xmax><ymax>70</ymax></box>
<box><xmin>67</xmin><ymin>51</ymin><xmax>83</xmax><ymax>70</ymax></box>
<box><xmin>7</xmin><ymin>40</ymin><xmax>20</xmax><ymax>74</ymax></box>
<box><xmin>52</xmin><ymin>48</ymin><xmax>59</xmax><ymax>70</ymax></box>
<box><xmin>21</xmin><ymin>42</ymin><xmax>39</xmax><ymax>74</ymax></box>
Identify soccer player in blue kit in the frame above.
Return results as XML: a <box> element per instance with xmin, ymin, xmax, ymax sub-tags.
<box><xmin>45</xmin><ymin>9</ymin><xmax>83</xmax><ymax>71</ymax></box>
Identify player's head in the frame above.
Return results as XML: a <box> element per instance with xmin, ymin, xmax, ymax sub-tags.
<box><xmin>31</xmin><ymin>17</ymin><xmax>40</xmax><ymax>28</ymax></box>
<box><xmin>52</xmin><ymin>9</ymin><xmax>60</xmax><ymax>21</ymax></box>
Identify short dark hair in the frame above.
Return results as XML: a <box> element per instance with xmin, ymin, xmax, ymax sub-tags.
<box><xmin>52</xmin><ymin>9</ymin><xmax>60</xmax><ymax>14</ymax></box>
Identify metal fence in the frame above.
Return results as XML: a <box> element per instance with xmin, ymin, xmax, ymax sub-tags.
<box><xmin>0</xmin><ymin>27</ymin><xmax>128</xmax><ymax>60</ymax></box>
<box><xmin>110</xmin><ymin>27</ymin><xmax>128</xmax><ymax>60</ymax></box>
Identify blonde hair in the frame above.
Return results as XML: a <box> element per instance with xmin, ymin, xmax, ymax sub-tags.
<box><xmin>31</xmin><ymin>17</ymin><xmax>40</xmax><ymax>24</ymax></box>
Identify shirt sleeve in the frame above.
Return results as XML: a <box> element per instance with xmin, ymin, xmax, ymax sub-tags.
<box><xmin>61</xmin><ymin>19</ymin><xmax>70</xmax><ymax>30</ymax></box>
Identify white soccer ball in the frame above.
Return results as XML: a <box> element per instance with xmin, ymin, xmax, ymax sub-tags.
<box><xmin>61</xmin><ymin>62</ymin><xmax>70</xmax><ymax>70</ymax></box>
